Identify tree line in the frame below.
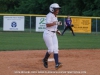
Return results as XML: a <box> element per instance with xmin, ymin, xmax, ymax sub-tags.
<box><xmin>0</xmin><ymin>0</ymin><xmax>100</xmax><ymax>16</ymax></box>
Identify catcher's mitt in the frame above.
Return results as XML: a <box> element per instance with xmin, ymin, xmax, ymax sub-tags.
<box><xmin>56</xmin><ymin>30</ymin><xmax>61</xmax><ymax>35</ymax></box>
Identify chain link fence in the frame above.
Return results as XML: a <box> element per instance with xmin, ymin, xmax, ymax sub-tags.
<box><xmin>0</xmin><ymin>14</ymin><xmax>100</xmax><ymax>33</ymax></box>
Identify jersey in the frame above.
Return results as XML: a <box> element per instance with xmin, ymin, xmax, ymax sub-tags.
<box><xmin>46</xmin><ymin>12</ymin><xmax>58</xmax><ymax>31</ymax></box>
<box><xmin>65</xmin><ymin>18</ymin><xmax>72</xmax><ymax>26</ymax></box>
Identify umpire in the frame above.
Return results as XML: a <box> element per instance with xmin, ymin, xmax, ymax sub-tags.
<box><xmin>61</xmin><ymin>15</ymin><xmax>75</xmax><ymax>36</ymax></box>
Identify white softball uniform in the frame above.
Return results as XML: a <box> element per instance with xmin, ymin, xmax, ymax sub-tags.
<box><xmin>43</xmin><ymin>12</ymin><xmax>59</xmax><ymax>53</ymax></box>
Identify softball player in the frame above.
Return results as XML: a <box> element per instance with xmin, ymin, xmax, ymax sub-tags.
<box><xmin>61</xmin><ymin>15</ymin><xmax>75</xmax><ymax>36</ymax></box>
<box><xmin>42</xmin><ymin>3</ymin><xmax>62</xmax><ymax>70</ymax></box>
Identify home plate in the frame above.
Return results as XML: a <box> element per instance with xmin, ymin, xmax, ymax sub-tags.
<box><xmin>48</xmin><ymin>58</ymin><xmax>54</xmax><ymax>61</ymax></box>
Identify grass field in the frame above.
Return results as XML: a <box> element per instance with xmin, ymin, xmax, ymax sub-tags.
<box><xmin>0</xmin><ymin>31</ymin><xmax>100</xmax><ymax>51</ymax></box>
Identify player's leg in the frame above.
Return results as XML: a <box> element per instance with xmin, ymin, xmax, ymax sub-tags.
<box><xmin>52</xmin><ymin>34</ymin><xmax>59</xmax><ymax>65</ymax></box>
<box><xmin>61</xmin><ymin>26</ymin><xmax>68</xmax><ymax>35</ymax></box>
<box><xmin>69</xmin><ymin>26</ymin><xmax>75</xmax><ymax>36</ymax></box>
<box><xmin>43</xmin><ymin>31</ymin><xmax>54</xmax><ymax>68</ymax></box>
<box><xmin>43</xmin><ymin>32</ymin><xmax>54</xmax><ymax>53</ymax></box>
<box><xmin>52</xmin><ymin>34</ymin><xmax>62</xmax><ymax>69</ymax></box>
<box><xmin>43</xmin><ymin>52</ymin><xmax>50</xmax><ymax>68</ymax></box>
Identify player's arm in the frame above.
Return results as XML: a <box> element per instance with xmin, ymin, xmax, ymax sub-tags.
<box><xmin>46</xmin><ymin>15</ymin><xmax>62</xmax><ymax>27</ymax></box>
<box><xmin>46</xmin><ymin>21</ymin><xmax>62</xmax><ymax>27</ymax></box>
<box><xmin>46</xmin><ymin>22</ymin><xmax>57</xmax><ymax>27</ymax></box>
<box><xmin>56</xmin><ymin>29</ymin><xmax>61</xmax><ymax>35</ymax></box>
<box><xmin>46</xmin><ymin>14</ymin><xmax>56</xmax><ymax>27</ymax></box>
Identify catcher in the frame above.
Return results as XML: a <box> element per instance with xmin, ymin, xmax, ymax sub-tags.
<box><xmin>61</xmin><ymin>15</ymin><xmax>75</xmax><ymax>36</ymax></box>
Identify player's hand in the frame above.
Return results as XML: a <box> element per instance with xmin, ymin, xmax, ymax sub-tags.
<box><xmin>57</xmin><ymin>21</ymin><xmax>62</xmax><ymax>25</ymax></box>
<box><xmin>53</xmin><ymin>21</ymin><xmax>57</xmax><ymax>25</ymax></box>
<box><xmin>53</xmin><ymin>21</ymin><xmax>62</xmax><ymax>25</ymax></box>
<box><xmin>56</xmin><ymin>30</ymin><xmax>61</xmax><ymax>35</ymax></box>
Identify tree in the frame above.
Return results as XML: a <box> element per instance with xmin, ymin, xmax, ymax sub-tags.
<box><xmin>13</xmin><ymin>0</ymin><xmax>51</xmax><ymax>14</ymax></box>
<box><xmin>1</xmin><ymin>0</ymin><xmax>100</xmax><ymax>16</ymax></box>
<box><xmin>0</xmin><ymin>0</ymin><xmax>20</xmax><ymax>13</ymax></box>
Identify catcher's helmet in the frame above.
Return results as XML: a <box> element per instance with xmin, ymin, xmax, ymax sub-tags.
<box><xmin>49</xmin><ymin>3</ymin><xmax>61</xmax><ymax>12</ymax></box>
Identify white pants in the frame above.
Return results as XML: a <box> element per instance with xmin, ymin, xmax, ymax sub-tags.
<box><xmin>43</xmin><ymin>30</ymin><xmax>59</xmax><ymax>53</ymax></box>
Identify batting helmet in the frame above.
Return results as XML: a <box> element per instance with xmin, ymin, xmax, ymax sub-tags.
<box><xmin>49</xmin><ymin>3</ymin><xmax>61</xmax><ymax>12</ymax></box>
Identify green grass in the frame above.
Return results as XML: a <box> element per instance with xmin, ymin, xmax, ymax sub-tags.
<box><xmin>59</xmin><ymin>33</ymin><xmax>100</xmax><ymax>49</ymax></box>
<box><xmin>0</xmin><ymin>31</ymin><xmax>100</xmax><ymax>51</ymax></box>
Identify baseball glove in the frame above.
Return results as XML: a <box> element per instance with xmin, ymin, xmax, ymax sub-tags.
<box><xmin>56</xmin><ymin>30</ymin><xmax>61</xmax><ymax>35</ymax></box>
<box><xmin>71</xmin><ymin>24</ymin><xmax>74</xmax><ymax>27</ymax></box>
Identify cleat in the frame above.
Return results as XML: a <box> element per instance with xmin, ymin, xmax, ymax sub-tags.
<box><xmin>55</xmin><ymin>62</ymin><xmax>62</xmax><ymax>70</ymax></box>
<box><xmin>43</xmin><ymin>59</ymin><xmax>48</xmax><ymax>68</ymax></box>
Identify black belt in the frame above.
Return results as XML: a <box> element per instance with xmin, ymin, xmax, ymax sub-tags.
<box><xmin>51</xmin><ymin>31</ymin><xmax>56</xmax><ymax>33</ymax></box>
<box><xmin>47</xmin><ymin>30</ymin><xmax>56</xmax><ymax>33</ymax></box>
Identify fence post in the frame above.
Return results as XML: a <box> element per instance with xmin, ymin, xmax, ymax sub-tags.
<box><xmin>63</xmin><ymin>17</ymin><xmax>65</xmax><ymax>29</ymax></box>
<box><xmin>30</xmin><ymin>16</ymin><xmax>31</xmax><ymax>33</ymax></box>
<box><xmin>96</xmin><ymin>18</ymin><xmax>97</xmax><ymax>34</ymax></box>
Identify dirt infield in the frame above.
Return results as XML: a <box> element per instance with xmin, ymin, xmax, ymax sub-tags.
<box><xmin>0</xmin><ymin>49</ymin><xmax>100</xmax><ymax>75</ymax></box>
